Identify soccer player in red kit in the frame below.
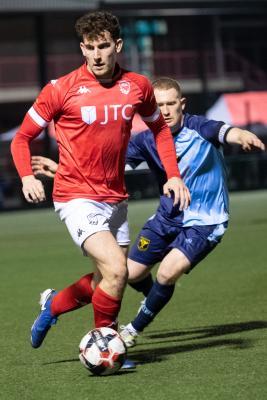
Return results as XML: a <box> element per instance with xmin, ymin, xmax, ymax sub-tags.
<box><xmin>11</xmin><ymin>11</ymin><xmax>190</xmax><ymax>360</ymax></box>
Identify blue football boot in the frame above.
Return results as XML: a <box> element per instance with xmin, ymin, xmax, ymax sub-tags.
<box><xmin>31</xmin><ymin>289</ymin><xmax>58</xmax><ymax>348</ymax></box>
<box><xmin>121</xmin><ymin>359</ymin><xmax>136</xmax><ymax>369</ymax></box>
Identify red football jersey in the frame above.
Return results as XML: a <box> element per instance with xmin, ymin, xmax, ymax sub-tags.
<box><xmin>11</xmin><ymin>63</ymin><xmax>180</xmax><ymax>202</ymax></box>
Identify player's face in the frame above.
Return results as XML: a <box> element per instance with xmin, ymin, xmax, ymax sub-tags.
<box><xmin>154</xmin><ymin>88</ymin><xmax>186</xmax><ymax>130</ymax></box>
<box><xmin>80</xmin><ymin>31</ymin><xmax>123</xmax><ymax>80</ymax></box>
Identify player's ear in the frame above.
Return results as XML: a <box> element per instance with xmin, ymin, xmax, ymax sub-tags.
<box><xmin>80</xmin><ymin>42</ymin><xmax>87</xmax><ymax>57</ymax></box>
<box><xmin>181</xmin><ymin>97</ymin><xmax>187</xmax><ymax>111</ymax></box>
<box><xmin>115</xmin><ymin>38</ymin><xmax>123</xmax><ymax>53</ymax></box>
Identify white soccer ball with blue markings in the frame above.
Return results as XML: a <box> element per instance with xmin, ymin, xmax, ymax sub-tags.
<box><xmin>79</xmin><ymin>327</ymin><xmax>127</xmax><ymax>376</ymax></box>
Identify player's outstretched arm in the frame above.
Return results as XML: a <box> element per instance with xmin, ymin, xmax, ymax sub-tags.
<box><xmin>226</xmin><ymin>128</ymin><xmax>265</xmax><ymax>152</ymax></box>
<box><xmin>31</xmin><ymin>156</ymin><xmax>58</xmax><ymax>178</ymax></box>
<box><xmin>163</xmin><ymin>176</ymin><xmax>191</xmax><ymax>210</ymax></box>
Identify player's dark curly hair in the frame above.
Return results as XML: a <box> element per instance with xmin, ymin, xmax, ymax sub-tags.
<box><xmin>152</xmin><ymin>77</ymin><xmax>182</xmax><ymax>98</ymax></box>
<box><xmin>75</xmin><ymin>11</ymin><xmax>121</xmax><ymax>42</ymax></box>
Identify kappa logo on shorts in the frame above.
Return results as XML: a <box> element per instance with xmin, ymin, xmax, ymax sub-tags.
<box><xmin>138</xmin><ymin>236</ymin><xmax>150</xmax><ymax>251</ymax></box>
<box><xmin>77</xmin><ymin>228</ymin><xmax>85</xmax><ymax>238</ymax></box>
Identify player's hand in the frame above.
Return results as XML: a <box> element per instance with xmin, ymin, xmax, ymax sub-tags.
<box><xmin>31</xmin><ymin>156</ymin><xmax>58</xmax><ymax>178</ymax></box>
<box><xmin>21</xmin><ymin>175</ymin><xmax>46</xmax><ymax>203</ymax></box>
<box><xmin>163</xmin><ymin>177</ymin><xmax>191</xmax><ymax>210</ymax></box>
<box><xmin>239</xmin><ymin>130</ymin><xmax>265</xmax><ymax>152</ymax></box>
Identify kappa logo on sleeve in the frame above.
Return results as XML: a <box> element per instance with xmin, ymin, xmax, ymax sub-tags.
<box><xmin>137</xmin><ymin>236</ymin><xmax>151</xmax><ymax>251</ymax></box>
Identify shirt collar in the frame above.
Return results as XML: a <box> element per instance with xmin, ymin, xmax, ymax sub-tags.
<box><xmin>172</xmin><ymin>113</ymin><xmax>186</xmax><ymax>138</ymax></box>
<box><xmin>82</xmin><ymin>62</ymin><xmax>122</xmax><ymax>85</ymax></box>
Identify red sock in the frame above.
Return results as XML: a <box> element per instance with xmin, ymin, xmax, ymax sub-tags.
<box><xmin>92</xmin><ymin>286</ymin><xmax>121</xmax><ymax>330</ymax></box>
<box><xmin>51</xmin><ymin>273</ymin><xmax>94</xmax><ymax>316</ymax></box>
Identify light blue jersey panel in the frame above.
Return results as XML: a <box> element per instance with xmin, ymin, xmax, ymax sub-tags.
<box><xmin>174</xmin><ymin>127</ymin><xmax>229</xmax><ymax>226</ymax></box>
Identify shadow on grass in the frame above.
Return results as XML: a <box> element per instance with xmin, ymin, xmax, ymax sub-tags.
<box><xmin>43</xmin><ymin>358</ymin><xmax>137</xmax><ymax>375</ymax></box>
<box><xmin>87</xmin><ymin>369</ymin><xmax>137</xmax><ymax>377</ymax></box>
<box><xmin>43</xmin><ymin>358</ymin><xmax>79</xmax><ymax>365</ymax></box>
<box><xmin>128</xmin><ymin>320</ymin><xmax>267</xmax><ymax>365</ymax></box>
<box><xmin>43</xmin><ymin>321</ymin><xmax>266</xmax><ymax>367</ymax></box>
<box><xmin>129</xmin><ymin>338</ymin><xmax>252</xmax><ymax>365</ymax></box>
<box><xmin>147</xmin><ymin>320</ymin><xmax>267</xmax><ymax>341</ymax></box>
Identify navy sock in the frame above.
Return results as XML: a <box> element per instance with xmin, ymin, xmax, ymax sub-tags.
<box><xmin>128</xmin><ymin>273</ymin><xmax>154</xmax><ymax>297</ymax></box>
<box><xmin>131</xmin><ymin>279</ymin><xmax>175</xmax><ymax>332</ymax></box>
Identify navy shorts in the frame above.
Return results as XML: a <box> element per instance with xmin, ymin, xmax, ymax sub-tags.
<box><xmin>129</xmin><ymin>213</ymin><xmax>228</xmax><ymax>273</ymax></box>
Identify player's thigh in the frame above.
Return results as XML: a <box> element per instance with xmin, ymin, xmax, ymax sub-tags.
<box><xmin>83</xmin><ymin>230</ymin><xmax>127</xmax><ymax>280</ymax></box>
<box><xmin>127</xmin><ymin>258</ymin><xmax>152</xmax><ymax>282</ymax></box>
<box><xmin>157</xmin><ymin>248</ymin><xmax>191</xmax><ymax>284</ymax></box>
<box><xmin>168</xmin><ymin>222</ymin><xmax>228</xmax><ymax>275</ymax></box>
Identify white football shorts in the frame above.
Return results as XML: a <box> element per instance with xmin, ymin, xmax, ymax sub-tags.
<box><xmin>54</xmin><ymin>198</ymin><xmax>130</xmax><ymax>248</ymax></box>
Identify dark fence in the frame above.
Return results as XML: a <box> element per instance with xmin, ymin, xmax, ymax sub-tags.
<box><xmin>1</xmin><ymin>50</ymin><xmax>267</xmax><ymax>92</ymax></box>
<box><xmin>1</xmin><ymin>153</ymin><xmax>267</xmax><ymax>212</ymax></box>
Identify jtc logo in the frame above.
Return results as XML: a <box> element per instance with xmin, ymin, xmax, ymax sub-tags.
<box><xmin>81</xmin><ymin>104</ymin><xmax>133</xmax><ymax>125</ymax></box>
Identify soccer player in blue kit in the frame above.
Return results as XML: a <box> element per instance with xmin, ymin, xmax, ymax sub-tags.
<box><xmin>31</xmin><ymin>77</ymin><xmax>265</xmax><ymax>349</ymax></box>
<box><xmin>119</xmin><ymin>77</ymin><xmax>265</xmax><ymax>346</ymax></box>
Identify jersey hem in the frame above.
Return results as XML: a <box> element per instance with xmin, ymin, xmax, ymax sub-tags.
<box><xmin>181</xmin><ymin>216</ymin><xmax>229</xmax><ymax>227</ymax></box>
<box><xmin>52</xmin><ymin>193</ymin><xmax>129</xmax><ymax>203</ymax></box>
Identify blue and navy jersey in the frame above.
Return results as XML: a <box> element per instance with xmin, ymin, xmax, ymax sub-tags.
<box><xmin>126</xmin><ymin>113</ymin><xmax>231</xmax><ymax>226</ymax></box>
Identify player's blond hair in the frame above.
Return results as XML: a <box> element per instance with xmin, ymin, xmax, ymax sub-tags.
<box><xmin>152</xmin><ymin>77</ymin><xmax>182</xmax><ymax>98</ymax></box>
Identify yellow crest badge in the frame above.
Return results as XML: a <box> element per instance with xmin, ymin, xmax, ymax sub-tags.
<box><xmin>138</xmin><ymin>236</ymin><xmax>150</xmax><ymax>251</ymax></box>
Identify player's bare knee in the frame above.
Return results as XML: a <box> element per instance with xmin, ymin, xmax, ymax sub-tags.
<box><xmin>127</xmin><ymin>259</ymin><xmax>148</xmax><ymax>282</ymax></box>
<box><xmin>157</xmin><ymin>263</ymin><xmax>186</xmax><ymax>285</ymax></box>
<box><xmin>109</xmin><ymin>263</ymin><xmax>128</xmax><ymax>290</ymax></box>
<box><xmin>157</xmin><ymin>270</ymin><xmax>176</xmax><ymax>285</ymax></box>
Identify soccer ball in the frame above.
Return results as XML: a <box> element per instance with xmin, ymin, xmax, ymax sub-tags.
<box><xmin>79</xmin><ymin>327</ymin><xmax>127</xmax><ymax>376</ymax></box>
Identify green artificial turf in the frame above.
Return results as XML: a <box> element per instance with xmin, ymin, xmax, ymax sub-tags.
<box><xmin>0</xmin><ymin>191</ymin><xmax>267</xmax><ymax>400</ymax></box>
